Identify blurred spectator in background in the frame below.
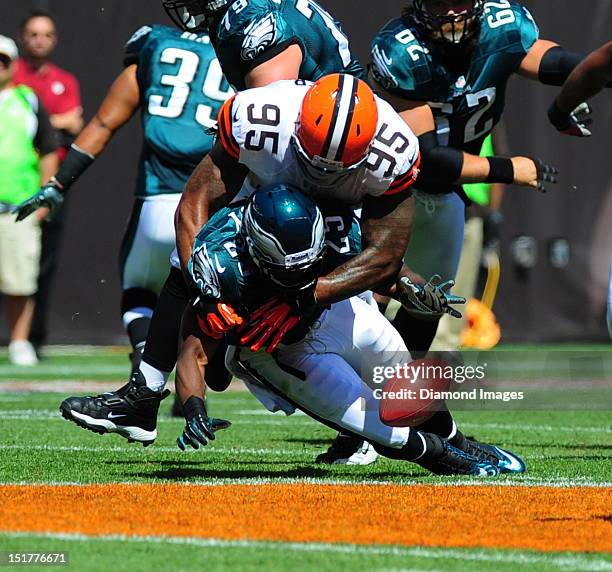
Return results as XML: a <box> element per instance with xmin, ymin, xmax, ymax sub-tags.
<box><xmin>0</xmin><ymin>35</ymin><xmax>58</xmax><ymax>365</ymax></box>
<box><xmin>14</xmin><ymin>9</ymin><xmax>83</xmax><ymax>355</ymax></box>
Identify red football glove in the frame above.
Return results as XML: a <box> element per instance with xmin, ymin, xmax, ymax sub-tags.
<box><xmin>196</xmin><ymin>302</ymin><xmax>244</xmax><ymax>339</ymax></box>
<box><xmin>239</xmin><ymin>297</ymin><xmax>300</xmax><ymax>353</ymax></box>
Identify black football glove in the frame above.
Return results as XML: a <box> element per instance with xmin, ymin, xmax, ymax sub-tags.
<box><xmin>176</xmin><ymin>396</ymin><xmax>231</xmax><ymax>451</ymax></box>
<box><xmin>14</xmin><ymin>179</ymin><xmax>64</xmax><ymax>222</ymax></box>
<box><xmin>530</xmin><ymin>158</ymin><xmax>558</xmax><ymax>193</ymax></box>
<box><xmin>548</xmin><ymin>100</ymin><xmax>592</xmax><ymax>137</ymax></box>
<box><xmin>397</xmin><ymin>274</ymin><xmax>466</xmax><ymax>320</ymax></box>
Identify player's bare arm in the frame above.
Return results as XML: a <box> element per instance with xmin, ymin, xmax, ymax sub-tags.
<box><xmin>555</xmin><ymin>41</ymin><xmax>612</xmax><ymax>110</ymax></box>
<box><xmin>245</xmin><ymin>44</ymin><xmax>303</xmax><ymax>88</ymax></box>
<box><xmin>175</xmin><ymin>303</ymin><xmax>231</xmax><ymax>450</ymax></box>
<box><xmin>390</xmin><ymin>95</ymin><xmax>548</xmax><ymax>191</ymax></box>
<box><xmin>315</xmin><ymin>193</ymin><xmax>415</xmax><ymax>305</ymax></box>
<box><xmin>175</xmin><ymin>304</ymin><xmax>217</xmax><ymax>405</ymax></box>
<box><xmin>75</xmin><ymin>65</ymin><xmax>140</xmax><ymax>155</ymax></box>
<box><xmin>547</xmin><ymin>41</ymin><xmax>612</xmax><ymax>137</ymax></box>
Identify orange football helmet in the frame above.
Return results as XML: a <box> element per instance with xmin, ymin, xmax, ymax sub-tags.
<box><xmin>292</xmin><ymin>74</ymin><xmax>379</xmax><ymax>183</ymax></box>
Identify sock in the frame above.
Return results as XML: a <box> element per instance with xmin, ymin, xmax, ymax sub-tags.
<box><xmin>140</xmin><ymin>360</ymin><xmax>171</xmax><ymax>392</ymax></box>
<box><xmin>126</xmin><ymin>316</ymin><xmax>151</xmax><ymax>352</ymax></box>
<box><xmin>372</xmin><ymin>427</ymin><xmax>427</xmax><ymax>461</ymax></box>
<box><xmin>413</xmin><ymin>408</ymin><xmax>456</xmax><ymax>439</ymax></box>
<box><xmin>141</xmin><ymin>267</ymin><xmax>190</xmax><ymax>373</ymax></box>
<box><xmin>391</xmin><ymin>306</ymin><xmax>440</xmax><ymax>358</ymax></box>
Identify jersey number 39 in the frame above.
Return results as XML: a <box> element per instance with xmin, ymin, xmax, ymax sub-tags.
<box><xmin>148</xmin><ymin>47</ymin><xmax>233</xmax><ymax>128</ymax></box>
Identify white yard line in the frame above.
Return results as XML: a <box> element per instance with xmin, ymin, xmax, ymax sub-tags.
<box><xmin>3</xmin><ymin>410</ymin><xmax>609</xmax><ymax>434</ymax></box>
<box><xmin>0</xmin><ymin>532</ymin><xmax>610</xmax><ymax>570</ymax></box>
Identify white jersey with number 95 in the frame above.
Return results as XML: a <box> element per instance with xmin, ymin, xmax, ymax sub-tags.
<box><xmin>216</xmin><ymin>79</ymin><xmax>421</xmax><ymax>205</ymax></box>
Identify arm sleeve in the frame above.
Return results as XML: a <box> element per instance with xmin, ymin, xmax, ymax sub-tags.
<box><xmin>34</xmin><ymin>101</ymin><xmax>60</xmax><ymax>155</ymax></box>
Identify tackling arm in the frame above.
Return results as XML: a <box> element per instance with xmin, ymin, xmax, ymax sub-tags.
<box><xmin>555</xmin><ymin>41</ymin><xmax>612</xmax><ymax>109</ymax></box>
<box><xmin>314</xmin><ymin>192</ymin><xmax>415</xmax><ymax>305</ymax></box>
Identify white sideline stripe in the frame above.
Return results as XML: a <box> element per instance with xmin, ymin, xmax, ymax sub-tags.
<box><xmin>0</xmin><ymin>532</ymin><xmax>610</xmax><ymax>570</ymax></box>
<box><xmin>0</xmin><ymin>476</ymin><xmax>610</xmax><ymax>488</ymax></box>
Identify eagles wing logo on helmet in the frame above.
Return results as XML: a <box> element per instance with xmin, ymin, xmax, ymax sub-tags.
<box><xmin>371</xmin><ymin>44</ymin><xmax>399</xmax><ymax>90</ymax></box>
<box><xmin>241</xmin><ymin>13</ymin><xmax>278</xmax><ymax>61</ymax></box>
<box><xmin>191</xmin><ymin>243</ymin><xmax>222</xmax><ymax>299</ymax></box>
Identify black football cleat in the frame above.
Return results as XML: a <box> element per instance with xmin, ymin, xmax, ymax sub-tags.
<box><xmin>450</xmin><ymin>432</ymin><xmax>526</xmax><ymax>474</ymax></box>
<box><xmin>417</xmin><ymin>433</ymin><xmax>500</xmax><ymax>477</ymax></box>
<box><xmin>315</xmin><ymin>433</ymin><xmax>379</xmax><ymax>465</ymax></box>
<box><xmin>59</xmin><ymin>371</ymin><xmax>170</xmax><ymax>446</ymax></box>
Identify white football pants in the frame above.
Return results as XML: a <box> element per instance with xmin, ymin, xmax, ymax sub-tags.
<box><xmin>226</xmin><ymin>292</ymin><xmax>413</xmax><ymax>450</ymax></box>
<box><xmin>121</xmin><ymin>194</ymin><xmax>181</xmax><ymax>294</ymax></box>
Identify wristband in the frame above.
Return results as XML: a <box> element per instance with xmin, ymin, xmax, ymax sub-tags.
<box><xmin>53</xmin><ymin>144</ymin><xmax>95</xmax><ymax>191</ymax></box>
<box><xmin>486</xmin><ymin>157</ymin><xmax>514</xmax><ymax>184</ymax></box>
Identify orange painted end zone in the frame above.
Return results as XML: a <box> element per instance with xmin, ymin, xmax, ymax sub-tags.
<box><xmin>1</xmin><ymin>484</ymin><xmax>611</xmax><ymax>553</ymax></box>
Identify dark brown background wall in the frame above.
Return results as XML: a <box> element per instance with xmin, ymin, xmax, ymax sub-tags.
<box><xmin>1</xmin><ymin>0</ymin><xmax>611</xmax><ymax>343</ymax></box>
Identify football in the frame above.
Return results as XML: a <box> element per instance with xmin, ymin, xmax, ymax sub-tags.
<box><xmin>378</xmin><ymin>358</ymin><xmax>453</xmax><ymax>427</ymax></box>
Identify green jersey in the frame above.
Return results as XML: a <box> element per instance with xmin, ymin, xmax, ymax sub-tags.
<box><xmin>371</xmin><ymin>1</ymin><xmax>538</xmax><ymax>192</ymax></box>
<box><xmin>188</xmin><ymin>199</ymin><xmax>361</xmax><ymax>333</ymax></box>
<box><xmin>124</xmin><ymin>25</ymin><xmax>233</xmax><ymax>197</ymax></box>
<box><xmin>211</xmin><ymin>0</ymin><xmax>366</xmax><ymax>91</ymax></box>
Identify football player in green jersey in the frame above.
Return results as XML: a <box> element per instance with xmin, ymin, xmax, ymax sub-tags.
<box><xmin>162</xmin><ymin>0</ymin><xmax>366</xmax><ymax>89</ymax></box>
<box><xmin>370</xmin><ymin>0</ymin><xmax>588</xmax><ymax>439</ymax></box>
<box><xmin>173</xmin><ymin>183</ymin><xmax>525</xmax><ymax>477</ymax></box>
<box><xmin>15</xmin><ymin>26</ymin><xmax>232</xmax><ymax>443</ymax></box>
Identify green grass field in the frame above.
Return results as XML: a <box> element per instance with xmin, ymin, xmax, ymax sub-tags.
<box><xmin>0</xmin><ymin>347</ymin><xmax>611</xmax><ymax>571</ymax></box>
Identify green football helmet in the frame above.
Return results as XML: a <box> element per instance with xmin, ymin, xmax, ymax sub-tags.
<box><xmin>241</xmin><ymin>184</ymin><xmax>326</xmax><ymax>291</ymax></box>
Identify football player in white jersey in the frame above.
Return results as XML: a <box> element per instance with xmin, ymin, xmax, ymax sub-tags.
<box><xmin>175</xmin><ymin>74</ymin><xmax>496</xmax><ymax>464</ymax></box>
<box><xmin>177</xmin><ymin>73</ymin><xmax>422</xmax><ymax>307</ymax></box>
